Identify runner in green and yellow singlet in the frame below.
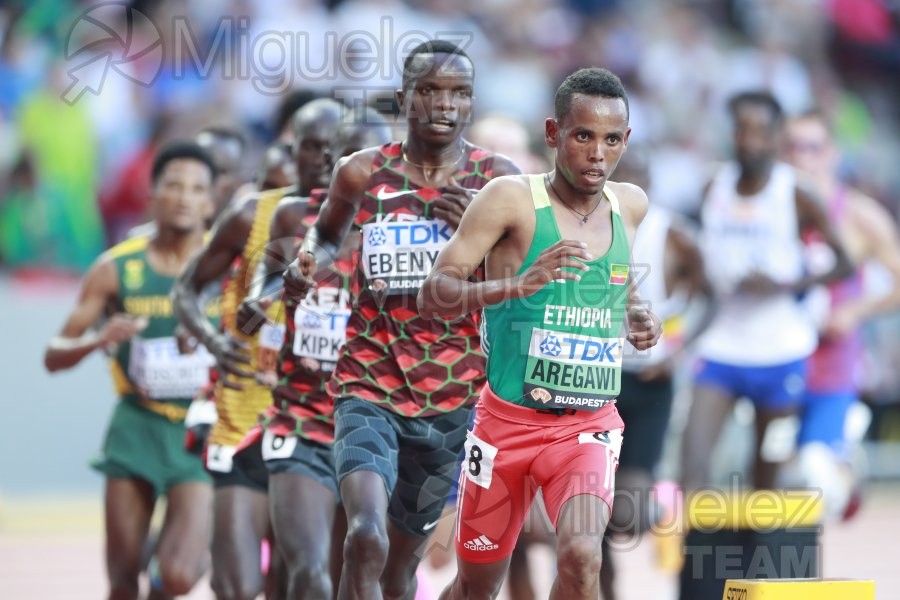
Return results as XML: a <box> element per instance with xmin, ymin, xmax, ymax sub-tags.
<box><xmin>419</xmin><ymin>67</ymin><xmax>662</xmax><ymax>600</ymax></box>
<box><xmin>45</xmin><ymin>141</ymin><xmax>218</xmax><ymax>599</ymax></box>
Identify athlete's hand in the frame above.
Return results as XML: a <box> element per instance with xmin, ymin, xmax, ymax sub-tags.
<box><xmin>98</xmin><ymin>314</ymin><xmax>148</xmax><ymax>350</ymax></box>
<box><xmin>736</xmin><ymin>272</ymin><xmax>784</xmax><ymax>296</ymax></box>
<box><xmin>175</xmin><ymin>324</ymin><xmax>200</xmax><ymax>355</ymax></box>
<box><xmin>433</xmin><ymin>180</ymin><xmax>474</xmax><ymax>230</ymax></box>
<box><xmin>237</xmin><ymin>296</ymin><xmax>274</xmax><ymax>336</ymax></box>
<box><xmin>284</xmin><ymin>252</ymin><xmax>316</xmax><ymax>302</ymax></box>
<box><xmin>627</xmin><ymin>305</ymin><xmax>663</xmax><ymax>351</ymax></box>
<box><xmin>516</xmin><ymin>240</ymin><xmax>592</xmax><ymax>297</ymax></box>
<box><xmin>206</xmin><ymin>333</ymin><xmax>252</xmax><ymax>389</ymax></box>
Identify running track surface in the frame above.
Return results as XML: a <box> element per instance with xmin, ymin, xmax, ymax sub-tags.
<box><xmin>1</xmin><ymin>483</ymin><xmax>898</xmax><ymax>599</ymax></box>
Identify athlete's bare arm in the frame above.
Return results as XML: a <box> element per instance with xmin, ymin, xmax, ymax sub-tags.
<box><xmin>284</xmin><ymin>151</ymin><xmax>374</xmax><ymax>300</ymax></box>
<box><xmin>266</xmin><ymin>197</ymin><xmax>309</xmax><ymax>274</ymax></box>
<box><xmin>792</xmin><ymin>185</ymin><xmax>854</xmax><ymax>292</ymax></box>
<box><xmin>828</xmin><ymin>191</ymin><xmax>900</xmax><ymax>334</ymax></box>
<box><xmin>237</xmin><ymin>197</ymin><xmax>308</xmax><ymax>334</ymax></box>
<box><xmin>418</xmin><ymin>175</ymin><xmax>592</xmax><ymax>319</ymax></box>
<box><xmin>173</xmin><ymin>196</ymin><xmax>257</xmax><ymax>379</ymax></box>
<box><xmin>44</xmin><ymin>257</ymin><xmax>145</xmax><ymax>371</ymax></box>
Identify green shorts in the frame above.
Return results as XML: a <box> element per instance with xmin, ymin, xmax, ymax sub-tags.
<box><xmin>92</xmin><ymin>400</ymin><xmax>211</xmax><ymax>497</ymax></box>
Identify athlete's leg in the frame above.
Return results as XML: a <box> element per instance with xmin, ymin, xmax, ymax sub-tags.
<box><xmin>210</xmin><ymin>484</ymin><xmax>269</xmax><ymax>600</ymax></box>
<box><xmin>332</xmin><ymin>398</ymin><xmax>401</xmax><ymax>600</ymax></box>
<box><xmin>381</xmin><ymin>525</ymin><xmax>427</xmax><ymax>600</ymax></box>
<box><xmin>270</xmin><ymin>471</ymin><xmax>338</xmax><ymax>599</ymax></box>
<box><xmin>380</xmin><ymin>410</ymin><xmax>470</xmax><ymax>600</ymax></box>
<box><xmin>751</xmin><ymin>359</ymin><xmax>808</xmax><ymax>489</ymax></box>
<box><xmin>331</xmin><ymin>506</ymin><xmax>348</xmax><ymax>594</ymax></box>
<box><xmin>439</xmin><ymin>556</ymin><xmax>512</xmax><ymax>600</ymax></box>
<box><xmin>550</xmin><ymin>494</ymin><xmax>611</xmax><ymax>600</ymax></box>
<box><xmin>598</xmin><ymin>532</ymin><xmax>615</xmax><ymax>600</ymax></box>
<box><xmin>155</xmin><ymin>481</ymin><xmax>213</xmax><ymax>595</ymax></box>
<box><xmin>339</xmin><ymin>470</ymin><xmax>391</xmax><ymax>600</ymax></box>
<box><xmin>105</xmin><ymin>478</ymin><xmax>156</xmax><ymax>600</ymax></box>
<box><xmin>506</xmin><ymin>539</ymin><xmax>536</xmax><ymax>600</ymax></box>
<box><xmin>753</xmin><ymin>407</ymin><xmax>798</xmax><ymax>489</ymax></box>
<box><xmin>265</xmin><ymin>541</ymin><xmax>288</xmax><ymax>600</ymax></box>
<box><xmin>680</xmin><ymin>383</ymin><xmax>734</xmax><ymax>492</ymax></box>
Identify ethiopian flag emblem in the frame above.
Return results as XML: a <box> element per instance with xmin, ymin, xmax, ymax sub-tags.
<box><xmin>609</xmin><ymin>264</ymin><xmax>629</xmax><ymax>285</ymax></box>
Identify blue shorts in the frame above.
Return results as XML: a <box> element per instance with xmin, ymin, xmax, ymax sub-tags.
<box><xmin>797</xmin><ymin>390</ymin><xmax>857</xmax><ymax>458</ymax></box>
<box><xmin>332</xmin><ymin>397</ymin><xmax>472</xmax><ymax>537</ymax></box>
<box><xmin>693</xmin><ymin>358</ymin><xmax>807</xmax><ymax>411</ymax></box>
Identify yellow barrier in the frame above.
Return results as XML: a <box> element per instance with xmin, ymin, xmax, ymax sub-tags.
<box><xmin>722</xmin><ymin>579</ymin><xmax>875</xmax><ymax>600</ymax></box>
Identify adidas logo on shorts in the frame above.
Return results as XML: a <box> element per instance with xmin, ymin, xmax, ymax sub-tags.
<box><xmin>464</xmin><ymin>535</ymin><xmax>499</xmax><ymax>551</ymax></box>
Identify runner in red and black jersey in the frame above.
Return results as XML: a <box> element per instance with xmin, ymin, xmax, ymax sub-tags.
<box><xmin>237</xmin><ymin>107</ymin><xmax>392</xmax><ymax>599</ymax></box>
<box><xmin>284</xmin><ymin>40</ymin><xmax>520</xmax><ymax>599</ymax></box>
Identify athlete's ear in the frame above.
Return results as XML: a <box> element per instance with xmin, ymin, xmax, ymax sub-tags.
<box><xmin>623</xmin><ymin>126</ymin><xmax>632</xmax><ymax>147</ymax></box>
<box><xmin>545</xmin><ymin>118</ymin><xmax>559</xmax><ymax>149</ymax></box>
<box><xmin>396</xmin><ymin>87</ymin><xmax>406</xmax><ymax>118</ymax></box>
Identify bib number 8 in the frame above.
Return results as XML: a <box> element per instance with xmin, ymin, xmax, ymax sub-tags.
<box><xmin>468</xmin><ymin>444</ymin><xmax>483</xmax><ymax>477</ymax></box>
<box><xmin>463</xmin><ymin>432</ymin><xmax>498</xmax><ymax>489</ymax></box>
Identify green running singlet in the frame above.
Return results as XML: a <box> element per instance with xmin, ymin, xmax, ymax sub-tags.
<box><xmin>482</xmin><ymin>174</ymin><xmax>631</xmax><ymax>411</ymax></box>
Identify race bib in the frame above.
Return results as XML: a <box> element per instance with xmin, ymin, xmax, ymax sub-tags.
<box><xmin>261</xmin><ymin>429</ymin><xmax>299</xmax><ymax>461</ymax></box>
<box><xmin>292</xmin><ymin>286</ymin><xmax>350</xmax><ymax>372</ymax></box>
<box><xmin>361</xmin><ymin>216</ymin><xmax>452</xmax><ymax>294</ymax></box>
<box><xmin>206</xmin><ymin>443</ymin><xmax>235</xmax><ymax>473</ymax></box>
<box><xmin>523</xmin><ymin>328</ymin><xmax>624</xmax><ymax>411</ymax></box>
<box><xmin>463</xmin><ymin>431</ymin><xmax>499</xmax><ymax>489</ymax></box>
<box><xmin>128</xmin><ymin>336</ymin><xmax>215</xmax><ymax>399</ymax></box>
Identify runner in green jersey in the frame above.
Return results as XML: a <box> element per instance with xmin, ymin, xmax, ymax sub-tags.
<box><xmin>45</xmin><ymin>142</ymin><xmax>217</xmax><ymax>599</ymax></box>
<box><xmin>419</xmin><ymin>68</ymin><xmax>662</xmax><ymax>600</ymax></box>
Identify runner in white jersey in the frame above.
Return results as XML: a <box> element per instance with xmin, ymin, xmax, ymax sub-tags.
<box><xmin>681</xmin><ymin>91</ymin><xmax>852</xmax><ymax>493</ymax></box>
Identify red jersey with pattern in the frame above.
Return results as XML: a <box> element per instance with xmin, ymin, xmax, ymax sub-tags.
<box><xmin>327</xmin><ymin>142</ymin><xmax>497</xmax><ymax>417</ymax></box>
<box><xmin>267</xmin><ymin>191</ymin><xmax>355</xmax><ymax>444</ymax></box>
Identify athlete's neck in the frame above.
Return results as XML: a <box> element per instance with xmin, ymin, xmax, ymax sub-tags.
<box><xmin>402</xmin><ymin>137</ymin><xmax>466</xmax><ymax>168</ymax></box>
<box><xmin>150</xmin><ymin>226</ymin><xmax>205</xmax><ymax>273</ymax></box>
<box><xmin>736</xmin><ymin>161</ymin><xmax>774</xmax><ymax>197</ymax></box>
<box><xmin>548</xmin><ymin>170</ymin><xmax>604</xmax><ymax>213</ymax></box>
<box><xmin>297</xmin><ymin>181</ymin><xmax>313</xmax><ymax>197</ymax></box>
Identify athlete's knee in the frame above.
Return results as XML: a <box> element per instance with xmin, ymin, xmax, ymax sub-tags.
<box><xmin>556</xmin><ymin>537</ymin><xmax>603</xmax><ymax>589</ymax></box>
<box><xmin>381</xmin><ymin>566</ymin><xmax>417</xmax><ymax>600</ymax></box>
<box><xmin>107</xmin><ymin>556</ymin><xmax>142</xmax><ymax>600</ymax></box>
<box><xmin>449</xmin><ymin>569</ymin><xmax>505</xmax><ymax>600</ymax></box>
<box><xmin>159</xmin><ymin>559</ymin><xmax>204</xmax><ymax>596</ymax></box>
<box><xmin>107</xmin><ymin>571</ymin><xmax>140</xmax><ymax>600</ymax></box>
<box><xmin>288</xmin><ymin>562</ymin><xmax>332</xmax><ymax>600</ymax></box>
<box><xmin>210</xmin><ymin>570</ymin><xmax>261</xmax><ymax>600</ymax></box>
<box><xmin>344</xmin><ymin>517</ymin><xmax>389</xmax><ymax>569</ymax></box>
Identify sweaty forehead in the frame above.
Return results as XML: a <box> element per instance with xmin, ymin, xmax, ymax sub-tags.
<box><xmin>406</xmin><ymin>52</ymin><xmax>474</xmax><ymax>84</ymax></box>
<box><xmin>297</xmin><ymin>118</ymin><xmax>339</xmax><ymax>143</ymax></box>
<box><xmin>162</xmin><ymin>158</ymin><xmax>212</xmax><ymax>183</ymax></box>
<box><xmin>563</xmin><ymin>94</ymin><xmax>628</xmax><ymax>129</ymax></box>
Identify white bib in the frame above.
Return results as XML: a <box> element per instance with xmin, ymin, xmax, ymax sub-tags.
<box><xmin>128</xmin><ymin>336</ymin><xmax>214</xmax><ymax>399</ymax></box>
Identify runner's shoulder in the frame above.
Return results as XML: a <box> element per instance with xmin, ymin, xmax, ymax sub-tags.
<box><xmin>606</xmin><ymin>180</ymin><xmax>649</xmax><ymax>225</ymax></box>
